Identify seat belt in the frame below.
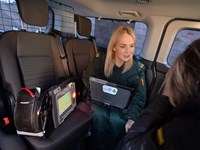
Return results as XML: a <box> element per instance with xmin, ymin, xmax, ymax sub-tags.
<box><xmin>54</xmin><ymin>33</ymin><xmax>71</xmax><ymax>77</ymax></box>
<box><xmin>0</xmin><ymin>78</ymin><xmax>15</xmax><ymax>133</ymax></box>
<box><xmin>91</xmin><ymin>38</ymin><xmax>100</xmax><ymax>58</ymax></box>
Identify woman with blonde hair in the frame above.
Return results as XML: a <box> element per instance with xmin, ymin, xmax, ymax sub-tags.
<box><xmin>82</xmin><ymin>25</ymin><xmax>147</xmax><ymax>150</ymax></box>
<box><xmin>118</xmin><ymin>38</ymin><xmax>200</xmax><ymax>150</ymax></box>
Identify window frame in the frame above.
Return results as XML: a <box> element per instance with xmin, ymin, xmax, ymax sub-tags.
<box><xmin>157</xmin><ymin>20</ymin><xmax>200</xmax><ymax>67</ymax></box>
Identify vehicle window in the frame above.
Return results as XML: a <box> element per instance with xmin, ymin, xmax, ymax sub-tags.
<box><xmin>89</xmin><ymin>18</ymin><xmax>147</xmax><ymax>57</ymax></box>
<box><xmin>0</xmin><ymin>0</ymin><xmax>74</xmax><ymax>34</ymax></box>
<box><xmin>0</xmin><ymin>0</ymin><xmax>47</xmax><ymax>32</ymax></box>
<box><xmin>48</xmin><ymin>0</ymin><xmax>74</xmax><ymax>34</ymax></box>
<box><xmin>168</xmin><ymin>29</ymin><xmax>200</xmax><ymax>65</ymax></box>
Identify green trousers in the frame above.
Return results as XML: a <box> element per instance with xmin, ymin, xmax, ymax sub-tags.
<box><xmin>92</xmin><ymin>106</ymin><xmax>126</xmax><ymax>150</ymax></box>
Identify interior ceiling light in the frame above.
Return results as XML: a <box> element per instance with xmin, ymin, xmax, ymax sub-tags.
<box><xmin>119</xmin><ymin>10</ymin><xmax>141</xmax><ymax>23</ymax></box>
<box><xmin>136</xmin><ymin>0</ymin><xmax>150</xmax><ymax>4</ymax></box>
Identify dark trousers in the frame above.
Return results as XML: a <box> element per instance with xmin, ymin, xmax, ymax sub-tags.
<box><xmin>92</xmin><ymin>106</ymin><xmax>126</xmax><ymax>150</ymax></box>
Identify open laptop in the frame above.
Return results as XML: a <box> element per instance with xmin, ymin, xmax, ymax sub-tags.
<box><xmin>89</xmin><ymin>77</ymin><xmax>135</xmax><ymax>109</ymax></box>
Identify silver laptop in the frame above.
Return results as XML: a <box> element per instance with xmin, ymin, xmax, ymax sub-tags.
<box><xmin>89</xmin><ymin>77</ymin><xmax>134</xmax><ymax>109</ymax></box>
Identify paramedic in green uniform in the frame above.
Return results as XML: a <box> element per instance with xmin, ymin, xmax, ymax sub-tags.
<box><xmin>82</xmin><ymin>25</ymin><xmax>147</xmax><ymax>150</ymax></box>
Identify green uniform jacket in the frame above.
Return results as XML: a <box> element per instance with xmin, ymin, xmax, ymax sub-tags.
<box><xmin>82</xmin><ymin>53</ymin><xmax>147</xmax><ymax>121</ymax></box>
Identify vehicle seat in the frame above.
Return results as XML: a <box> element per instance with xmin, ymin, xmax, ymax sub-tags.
<box><xmin>0</xmin><ymin>0</ymin><xmax>92</xmax><ymax>149</ymax></box>
<box><xmin>63</xmin><ymin>14</ymin><xmax>98</xmax><ymax>105</ymax></box>
<box><xmin>64</xmin><ymin>14</ymin><xmax>97</xmax><ymax>77</ymax></box>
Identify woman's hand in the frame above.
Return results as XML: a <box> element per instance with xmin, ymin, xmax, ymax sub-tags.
<box><xmin>125</xmin><ymin>119</ymin><xmax>135</xmax><ymax>133</ymax></box>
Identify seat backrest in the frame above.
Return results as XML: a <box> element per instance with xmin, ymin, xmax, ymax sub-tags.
<box><xmin>64</xmin><ymin>14</ymin><xmax>96</xmax><ymax>77</ymax></box>
<box><xmin>0</xmin><ymin>0</ymin><xmax>66</xmax><ymax>120</ymax></box>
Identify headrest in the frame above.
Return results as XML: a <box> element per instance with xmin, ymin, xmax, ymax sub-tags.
<box><xmin>16</xmin><ymin>0</ymin><xmax>48</xmax><ymax>26</ymax></box>
<box><xmin>74</xmin><ymin>14</ymin><xmax>91</xmax><ymax>37</ymax></box>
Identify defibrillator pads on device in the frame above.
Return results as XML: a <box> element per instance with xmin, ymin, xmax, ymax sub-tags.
<box><xmin>14</xmin><ymin>79</ymin><xmax>77</xmax><ymax>137</ymax></box>
<box><xmin>14</xmin><ymin>87</ymin><xmax>47</xmax><ymax>137</ymax></box>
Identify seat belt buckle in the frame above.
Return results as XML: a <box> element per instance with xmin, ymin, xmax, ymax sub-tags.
<box><xmin>96</xmin><ymin>53</ymin><xmax>100</xmax><ymax>58</ymax></box>
<box><xmin>3</xmin><ymin>117</ymin><xmax>10</xmax><ymax>125</ymax></box>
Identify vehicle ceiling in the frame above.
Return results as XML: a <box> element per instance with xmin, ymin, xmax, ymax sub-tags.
<box><xmin>54</xmin><ymin>0</ymin><xmax>200</xmax><ymax>21</ymax></box>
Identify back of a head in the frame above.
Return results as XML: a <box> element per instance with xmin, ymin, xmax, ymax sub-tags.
<box><xmin>165</xmin><ymin>38</ymin><xmax>200</xmax><ymax>105</ymax></box>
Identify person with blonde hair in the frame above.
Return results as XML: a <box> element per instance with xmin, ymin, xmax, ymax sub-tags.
<box><xmin>82</xmin><ymin>25</ymin><xmax>147</xmax><ymax>150</ymax></box>
<box><xmin>117</xmin><ymin>38</ymin><xmax>200</xmax><ymax>150</ymax></box>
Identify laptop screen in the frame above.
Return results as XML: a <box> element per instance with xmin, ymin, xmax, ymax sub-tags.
<box><xmin>89</xmin><ymin>77</ymin><xmax>134</xmax><ymax>109</ymax></box>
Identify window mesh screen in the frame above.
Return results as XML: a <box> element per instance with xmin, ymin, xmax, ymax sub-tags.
<box><xmin>0</xmin><ymin>0</ymin><xmax>20</xmax><ymax>31</ymax></box>
<box><xmin>48</xmin><ymin>0</ymin><xmax>75</xmax><ymax>34</ymax></box>
<box><xmin>0</xmin><ymin>0</ymin><xmax>75</xmax><ymax>34</ymax></box>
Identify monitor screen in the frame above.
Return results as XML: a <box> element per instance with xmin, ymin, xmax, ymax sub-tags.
<box><xmin>49</xmin><ymin>81</ymin><xmax>76</xmax><ymax>128</ymax></box>
<box><xmin>57</xmin><ymin>90</ymin><xmax>72</xmax><ymax>116</ymax></box>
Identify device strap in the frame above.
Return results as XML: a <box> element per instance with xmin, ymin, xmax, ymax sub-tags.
<box><xmin>21</xmin><ymin>87</ymin><xmax>36</xmax><ymax>98</ymax></box>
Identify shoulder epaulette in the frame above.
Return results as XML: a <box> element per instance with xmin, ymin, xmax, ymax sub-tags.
<box><xmin>138</xmin><ymin>62</ymin><xmax>145</xmax><ymax>69</ymax></box>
